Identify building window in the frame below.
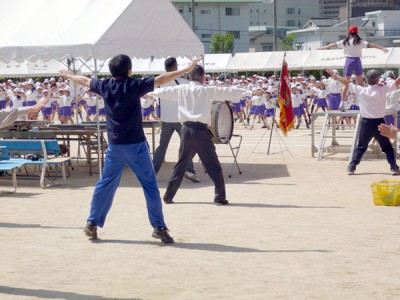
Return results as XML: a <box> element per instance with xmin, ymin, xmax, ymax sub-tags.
<box><xmin>189</xmin><ymin>7</ymin><xmax>192</xmax><ymax>13</ymax></box>
<box><xmin>286</xmin><ymin>20</ymin><xmax>296</xmax><ymax>26</ymax></box>
<box><xmin>250</xmin><ymin>9</ymin><xmax>252</xmax><ymax>13</ymax></box>
<box><xmin>298</xmin><ymin>8</ymin><xmax>301</xmax><ymax>15</ymax></box>
<box><xmin>298</xmin><ymin>21</ymin><xmax>301</xmax><ymax>27</ymax></box>
<box><xmin>262</xmin><ymin>44</ymin><xmax>273</xmax><ymax>51</ymax></box>
<box><xmin>286</xmin><ymin>8</ymin><xmax>295</xmax><ymax>15</ymax></box>
<box><xmin>201</xmin><ymin>34</ymin><xmax>211</xmax><ymax>39</ymax></box>
<box><xmin>179</xmin><ymin>7</ymin><xmax>184</xmax><ymax>14</ymax></box>
<box><xmin>226</xmin><ymin>7</ymin><xmax>240</xmax><ymax>16</ymax></box>
<box><xmin>201</xmin><ymin>9</ymin><xmax>211</xmax><ymax>15</ymax></box>
<box><xmin>227</xmin><ymin>31</ymin><xmax>240</xmax><ymax>39</ymax></box>
<box><xmin>250</xmin><ymin>21</ymin><xmax>253</xmax><ymax>25</ymax></box>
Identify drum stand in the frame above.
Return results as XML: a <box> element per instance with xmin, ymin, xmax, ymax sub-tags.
<box><xmin>196</xmin><ymin>134</ymin><xmax>243</xmax><ymax>178</ymax></box>
<box><xmin>227</xmin><ymin>134</ymin><xmax>243</xmax><ymax>177</ymax></box>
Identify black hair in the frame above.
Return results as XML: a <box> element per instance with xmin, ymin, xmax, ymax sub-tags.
<box><xmin>343</xmin><ymin>32</ymin><xmax>363</xmax><ymax>47</ymax></box>
<box><xmin>108</xmin><ymin>54</ymin><xmax>132</xmax><ymax>77</ymax></box>
<box><xmin>190</xmin><ymin>65</ymin><xmax>205</xmax><ymax>82</ymax></box>
<box><xmin>164</xmin><ymin>57</ymin><xmax>177</xmax><ymax>72</ymax></box>
<box><xmin>365</xmin><ymin>69</ymin><xmax>381</xmax><ymax>85</ymax></box>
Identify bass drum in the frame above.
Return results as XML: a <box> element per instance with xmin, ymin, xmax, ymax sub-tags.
<box><xmin>209</xmin><ymin>101</ymin><xmax>234</xmax><ymax>144</ymax></box>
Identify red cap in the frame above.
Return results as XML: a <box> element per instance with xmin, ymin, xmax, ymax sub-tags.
<box><xmin>349</xmin><ymin>25</ymin><xmax>358</xmax><ymax>34</ymax></box>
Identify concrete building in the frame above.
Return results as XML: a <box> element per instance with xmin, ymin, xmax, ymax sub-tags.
<box><xmin>320</xmin><ymin>0</ymin><xmax>347</xmax><ymax>19</ymax></box>
<box><xmin>288</xmin><ymin>10</ymin><xmax>400</xmax><ymax>51</ymax></box>
<box><xmin>172</xmin><ymin>0</ymin><xmax>262</xmax><ymax>54</ymax></box>
<box><xmin>249</xmin><ymin>0</ymin><xmax>320</xmax><ymax>28</ymax></box>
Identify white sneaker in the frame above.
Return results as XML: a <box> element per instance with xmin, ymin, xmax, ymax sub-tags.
<box><xmin>184</xmin><ymin>171</ymin><xmax>201</xmax><ymax>182</ymax></box>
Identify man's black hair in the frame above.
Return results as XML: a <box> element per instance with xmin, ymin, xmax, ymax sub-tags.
<box><xmin>109</xmin><ymin>54</ymin><xmax>132</xmax><ymax>77</ymax></box>
<box><xmin>365</xmin><ymin>69</ymin><xmax>381</xmax><ymax>85</ymax></box>
<box><xmin>164</xmin><ymin>57</ymin><xmax>178</xmax><ymax>72</ymax></box>
<box><xmin>190</xmin><ymin>65</ymin><xmax>205</xmax><ymax>82</ymax></box>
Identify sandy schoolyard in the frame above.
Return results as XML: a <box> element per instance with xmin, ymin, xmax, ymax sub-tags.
<box><xmin>1</xmin><ymin>124</ymin><xmax>400</xmax><ymax>300</ymax></box>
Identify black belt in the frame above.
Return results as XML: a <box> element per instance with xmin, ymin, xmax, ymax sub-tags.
<box><xmin>183</xmin><ymin>121</ymin><xmax>208</xmax><ymax>128</ymax></box>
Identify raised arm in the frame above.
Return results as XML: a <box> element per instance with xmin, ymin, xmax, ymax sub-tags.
<box><xmin>59</xmin><ymin>70</ymin><xmax>91</xmax><ymax>88</ymax></box>
<box><xmin>317</xmin><ymin>43</ymin><xmax>337</xmax><ymax>50</ymax></box>
<box><xmin>368</xmin><ymin>43</ymin><xmax>390</xmax><ymax>54</ymax></box>
<box><xmin>325</xmin><ymin>69</ymin><xmax>349</xmax><ymax>87</ymax></box>
<box><xmin>154</xmin><ymin>58</ymin><xmax>201</xmax><ymax>87</ymax></box>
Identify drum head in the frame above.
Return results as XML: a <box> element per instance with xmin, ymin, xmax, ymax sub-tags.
<box><xmin>211</xmin><ymin>101</ymin><xmax>233</xmax><ymax>144</ymax></box>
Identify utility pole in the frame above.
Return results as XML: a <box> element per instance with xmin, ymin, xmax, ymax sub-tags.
<box><xmin>273</xmin><ymin>0</ymin><xmax>277</xmax><ymax>51</ymax></box>
<box><xmin>191</xmin><ymin>0</ymin><xmax>195</xmax><ymax>31</ymax></box>
<box><xmin>347</xmin><ymin>0</ymin><xmax>351</xmax><ymax>31</ymax></box>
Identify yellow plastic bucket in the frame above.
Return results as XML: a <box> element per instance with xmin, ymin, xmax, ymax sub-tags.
<box><xmin>371</xmin><ymin>180</ymin><xmax>400</xmax><ymax>206</ymax></box>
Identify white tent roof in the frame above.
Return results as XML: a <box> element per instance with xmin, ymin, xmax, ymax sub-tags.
<box><xmin>0</xmin><ymin>0</ymin><xmax>204</xmax><ymax>63</ymax></box>
<box><xmin>233</xmin><ymin>52</ymin><xmax>273</xmax><ymax>71</ymax></box>
<box><xmin>301</xmin><ymin>48</ymin><xmax>393</xmax><ymax>70</ymax></box>
<box><xmin>204</xmin><ymin>54</ymin><xmax>236</xmax><ymax>73</ymax></box>
<box><xmin>266</xmin><ymin>51</ymin><xmax>311</xmax><ymax>71</ymax></box>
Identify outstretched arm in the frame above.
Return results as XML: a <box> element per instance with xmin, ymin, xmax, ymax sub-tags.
<box><xmin>317</xmin><ymin>43</ymin><xmax>337</xmax><ymax>50</ymax></box>
<box><xmin>59</xmin><ymin>70</ymin><xmax>91</xmax><ymax>87</ymax></box>
<box><xmin>154</xmin><ymin>58</ymin><xmax>202</xmax><ymax>87</ymax></box>
<box><xmin>325</xmin><ymin>69</ymin><xmax>350</xmax><ymax>87</ymax></box>
<box><xmin>368</xmin><ymin>43</ymin><xmax>390</xmax><ymax>54</ymax></box>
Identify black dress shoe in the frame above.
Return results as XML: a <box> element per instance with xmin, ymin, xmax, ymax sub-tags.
<box><xmin>163</xmin><ymin>198</ymin><xmax>174</xmax><ymax>204</ymax></box>
<box><xmin>214</xmin><ymin>199</ymin><xmax>229</xmax><ymax>205</ymax></box>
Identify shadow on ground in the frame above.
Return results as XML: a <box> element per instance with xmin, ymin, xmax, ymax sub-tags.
<box><xmin>0</xmin><ymin>286</ymin><xmax>138</xmax><ymax>300</ymax></box>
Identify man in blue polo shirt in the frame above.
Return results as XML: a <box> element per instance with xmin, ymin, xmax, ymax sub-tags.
<box><xmin>60</xmin><ymin>54</ymin><xmax>199</xmax><ymax>243</ymax></box>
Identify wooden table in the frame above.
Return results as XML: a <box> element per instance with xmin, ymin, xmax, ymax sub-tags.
<box><xmin>53</xmin><ymin>129</ymin><xmax>107</xmax><ymax>176</ymax></box>
<box><xmin>53</xmin><ymin>121</ymin><xmax>160</xmax><ymax>155</ymax></box>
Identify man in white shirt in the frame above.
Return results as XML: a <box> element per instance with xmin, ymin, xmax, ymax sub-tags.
<box><xmin>0</xmin><ymin>98</ymin><xmax>48</xmax><ymax>129</ymax></box>
<box><xmin>152</xmin><ymin>57</ymin><xmax>199</xmax><ymax>182</ymax></box>
<box><xmin>327</xmin><ymin>69</ymin><xmax>400</xmax><ymax>175</ymax></box>
<box><xmin>151</xmin><ymin>65</ymin><xmax>251</xmax><ymax>205</ymax></box>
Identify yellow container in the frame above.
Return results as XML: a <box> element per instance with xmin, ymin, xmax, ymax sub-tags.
<box><xmin>371</xmin><ymin>180</ymin><xmax>400</xmax><ymax>206</ymax></box>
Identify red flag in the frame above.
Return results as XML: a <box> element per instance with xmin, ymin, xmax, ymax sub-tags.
<box><xmin>278</xmin><ymin>59</ymin><xmax>294</xmax><ymax>136</ymax></box>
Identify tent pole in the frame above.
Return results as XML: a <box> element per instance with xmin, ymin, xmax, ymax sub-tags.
<box><xmin>70</xmin><ymin>58</ymin><xmax>79</xmax><ymax>125</ymax></box>
<box><xmin>93</xmin><ymin>57</ymin><xmax>102</xmax><ymax>178</ymax></box>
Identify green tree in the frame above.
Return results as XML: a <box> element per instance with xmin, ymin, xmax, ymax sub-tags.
<box><xmin>279</xmin><ymin>33</ymin><xmax>296</xmax><ymax>51</ymax></box>
<box><xmin>210</xmin><ymin>32</ymin><xmax>234</xmax><ymax>53</ymax></box>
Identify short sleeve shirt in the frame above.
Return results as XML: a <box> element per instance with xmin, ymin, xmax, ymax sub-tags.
<box><xmin>336</xmin><ymin>38</ymin><xmax>369</xmax><ymax>57</ymax></box>
<box><xmin>90</xmin><ymin>77</ymin><xmax>154</xmax><ymax>144</ymax></box>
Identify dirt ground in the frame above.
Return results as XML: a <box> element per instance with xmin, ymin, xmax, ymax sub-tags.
<box><xmin>1</xmin><ymin>121</ymin><xmax>400</xmax><ymax>300</ymax></box>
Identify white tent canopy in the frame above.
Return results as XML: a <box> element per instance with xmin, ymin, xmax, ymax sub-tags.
<box><xmin>301</xmin><ymin>48</ymin><xmax>393</xmax><ymax>70</ymax></box>
<box><xmin>233</xmin><ymin>52</ymin><xmax>273</xmax><ymax>72</ymax></box>
<box><xmin>0</xmin><ymin>0</ymin><xmax>204</xmax><ymax>63</ymax></box>
<box><xmin>204</xmin><ymin>54</ymin><xmax>237</xmax><ymax>73</ymax></box>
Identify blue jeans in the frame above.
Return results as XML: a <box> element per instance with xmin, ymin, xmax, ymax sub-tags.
<box><xmin>87</xmin><ymin>142</ymin><xmax>167</xmax><ymax>229</ymax></box>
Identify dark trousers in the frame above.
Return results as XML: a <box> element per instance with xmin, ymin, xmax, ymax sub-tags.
<box><xmin>152</xmin><ymin>122</ymin><xmax>195</xmax><ymax>174</ymax></box>
<box><xmin>164</xmin><ymin>122</ymin><xmax>226</xmax><ymax>202</ymax></box>
<box><xmin>349</xmin><ymin>118</ymin><xmax>398</xmax><ymax>171</ymax></box>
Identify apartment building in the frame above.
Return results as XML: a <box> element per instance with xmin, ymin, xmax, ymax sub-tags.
<box><xmin>172</xmin><ymin>0</ymin><xmax>262</xmax><ymax>53</ymax></box>
<box><xmin>248</xmin><ymin>0</ymin><xmax>320</xmax><ymax>28</ymax></box>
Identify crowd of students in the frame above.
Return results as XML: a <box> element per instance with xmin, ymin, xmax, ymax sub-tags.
<box><xmin>0</xmin><ymin>76</ymin><xmax>106</xmax><ymax>124</ymax></box>
<box><xmin>143</xmin><ymin>72</ymin><xmax>365</xmax><ymax>130</ymax></box>
<box><xmin>2</xmin><ymin>70</ymin><xmax>398</xmax><ymax>131</ymax></box>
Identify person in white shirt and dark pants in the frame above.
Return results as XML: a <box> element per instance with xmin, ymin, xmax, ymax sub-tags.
<box><xmin>327</xmin><ymin>69</ymin><xmax>400</xmax><ymax>175</ymax></box>
<box><xmin>151</xmin><ymin>65</ymin><xmax>250</xmax><ymax>205</ymax></box>
<box><xmin>152</xmin><ymin>57</ymin><xmax>199</xmax><ymax>182</ymax></box>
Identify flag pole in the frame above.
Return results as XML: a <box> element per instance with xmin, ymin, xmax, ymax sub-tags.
<box><xmin>267</xmin><ymin>52</ymin><xmax>286</xmax><ymax>154</ymax></box>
